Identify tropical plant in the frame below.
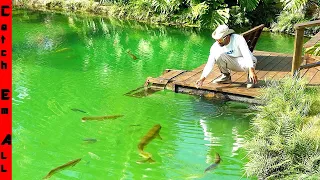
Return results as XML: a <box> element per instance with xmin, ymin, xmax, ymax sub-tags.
<box><xmin>244</xmin><ymin>76</ymin><xmax>320</xmax><ymax>179</ymax></box>
<box><xmin>15</xmin><ymin>0</ymin><xmax>292</xmax><ymax>30</ymax></box>
<box><xmin>282</xmin><ymin>0</ymin><xmax>309</xmax><ymax>11</ymax></box>
<box><xmin>305</xmin><ymin>42</ymin><xmax>320</xmax><ymax>56</ymax></box>
<box><xmin>246</xmin><ymin>0</ymin><xmax>283</xmax><ymax>27</ymax></box>
<box><xmin>228</xmin><ymin>6</ymin><xmax>251</xmax><ymax>29</ymax></box>
<box><xmin>271</xmin><ymin>10</ymin><xmax>305</xmax><ymax>33</ymax></box>
<box><xmin>272</xmin><ymin>0</ymin><xmax>319</xmax><ymax>34</ymax></box>
<box><xmin>238</xmin><ymin>0</ymin><xmax>261</xmax><ymax>11</ymax></box>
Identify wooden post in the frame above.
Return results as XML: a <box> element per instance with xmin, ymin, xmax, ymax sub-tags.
<box><xmin>291</xmin><ymin>27</ymin><xmax>305</xmax><ymax>75</ymax></box>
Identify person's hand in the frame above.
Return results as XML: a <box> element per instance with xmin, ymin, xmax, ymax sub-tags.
<box><xmin>248</xmin><ymin>68</ymin><xmax>257</xmax><ymax>84</ymax></box>
<box><xmin>144</xmin><ymin>77</ymin><xmax>152</xmax><ymax>87</ymax></box>
<box><xmin>196</xmin><ymin>77</ymin><xmax>205</xmax><ymax>88</ymax></box>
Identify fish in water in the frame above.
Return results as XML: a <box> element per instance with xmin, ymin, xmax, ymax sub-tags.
<box><xmin>88</xmin><ymin>152</ymin><xmax>100</xmax><ymax>160</ymax></box>
<box><xmin>136</xmin><ymin>157</ymin><xmax>155</xmax><ymax>164</ymax></box>
<box><xmin>43</xmin><ymin>158</ymin><xmax>81</xmax><ymax>179</ymax></box>
<box><xmin>71</xmin><ymin>108</ymin><xmax>87</xmax><ymax>113</ymax></box>
<box><xmin>130</xmin><ymin>124</ymin><xmax>141</xmax><ymax>127</ymax></box>
<box><xmin>55</xmin><ymin>48</ymin><xmax>70</xmax><ymax>53</ymax></box>
<box><xmin>82</xmin><ymin>138</ymin><xmax>97</xmax><ymax>143</ymax></box>
<box><xmin>204</xmin><ymin>153</ymin><xmax>221</xmax><ymax>173</ymax></box>
<box><xmin>126</xmin><ymin>50</ymin><xmax>138</xmax><ymax>60</ymax></box>
<box><xmin>138</xmin><ymin>124</ymin><xmax>162</xmax><ymax>159</ymax></box>
<box><xmin>82</xmin><ymin>115</ymin><xmax>124</xmax><ymax>121</ymax></box>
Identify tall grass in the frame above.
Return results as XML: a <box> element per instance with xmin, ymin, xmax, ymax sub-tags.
<box><xmin>244</xmin><ymin>76</ymin><xmax>320</xmax><ymax>179</ymax></box>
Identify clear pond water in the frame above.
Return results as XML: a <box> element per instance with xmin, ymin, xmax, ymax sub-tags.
<box><xmin>12</xmin><ymin>10</ymin><xmax>296</xmax><ymax>180</ymax></box>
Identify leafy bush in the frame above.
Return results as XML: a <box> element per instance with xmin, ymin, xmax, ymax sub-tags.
<box><xmin>245</xmin><ymin>76</ymin><xmax>320</xmax><ymax>179</ymax></box>
<box><xmin>272</xmin><ymin>0</ymin><xmax>319</xmax><ymax>34</ymax></box>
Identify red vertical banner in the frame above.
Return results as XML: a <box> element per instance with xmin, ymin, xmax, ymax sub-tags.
<box><xmin>0</xmin><ymin>0</ymin><xmax>12</xmax><ymax>179</ymax></box>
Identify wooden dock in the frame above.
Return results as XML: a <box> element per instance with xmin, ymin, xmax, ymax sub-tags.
<box><xmin>146</xmin><ymin>50</ymin><xmax>320</xmax><ymax>102</ymax></box>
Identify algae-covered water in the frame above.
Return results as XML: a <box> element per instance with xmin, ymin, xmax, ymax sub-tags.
<box><xmin>12</xmin><ymin>10</ymin><xmax>295</xmax><ymax>180</ymax></box>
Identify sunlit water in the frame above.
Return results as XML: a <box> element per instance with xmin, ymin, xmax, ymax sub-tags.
<box><xmin>12</xmin><ymin>10</ymin><xmax>295</xmax><ymax>180</ymax></box>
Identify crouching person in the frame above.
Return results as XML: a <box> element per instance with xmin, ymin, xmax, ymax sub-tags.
<box><xmin>196</xmin><ymin>24</ymin><xmax>258</xmax><ymax>88</ymax></box>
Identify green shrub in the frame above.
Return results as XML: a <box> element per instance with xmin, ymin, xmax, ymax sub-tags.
<box><xmin>245</xmin><ymin>76</ymin><xmax>320</xmax><ymax>179</ymax></box>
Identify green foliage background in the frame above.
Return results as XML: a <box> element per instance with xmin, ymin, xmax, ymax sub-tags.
<box><xmin>13</xmin><ymin>0</ymin><xmax>319</xmax><ymax>34</ymax></box>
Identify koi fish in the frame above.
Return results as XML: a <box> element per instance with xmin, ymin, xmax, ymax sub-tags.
<box><xmin>130</xmin><ymin>124</ymin><xmax>141</xmax><ymax>127</ymax></box>
<box><xmin>43</xmin><ymin>158</ymin><xmax>81</xmax><ymax>179</ymax></box>
<box><xmin>126</xmin><ymin>50</ymin><xmax>138</xmax><ymax>60</ymax></box>
<box><xmin>88</xmin><ymin>152</ymin><xmax>100</xmax><ymax>160</ymax></box>
<box><xmin>71</xmin><ymin>108</ymin><xmax>87</xmax><ymax>113</ymax></box>
<box><xmin>138</xmin><ymin>124</ymin><xmax>162</xmax><ymax>159</ymax></box>
<box><xmin>82</xmin><ymin>138</ymin><xmax>97</xmax><ymax>143</ymax></box>
<box><xmin>55</xmin><ymin>48</ymin><xmax>70</xmax><ymax>53</ymax></box>
<box><xmin>136</xmin><ymin>157</ymin><xmax>155</xmax><ymax>164</ymax></box>
<box><xmin>82</xmin><ymin>115</ymin><xmax>124</xmax><ymax>121</ymax></box>
<box><xmin>204</xmin><ymin>153</ymin><xmax>221</xmax><ymax>173</ymax></box>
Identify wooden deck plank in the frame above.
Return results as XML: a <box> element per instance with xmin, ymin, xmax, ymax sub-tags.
<box><xmin>304</xmin><ymin>31</ymin><xmax>320</xmax><ymax>48</ymax></box>
<box><xmin>309</xmin><ymin>70</ymin><xmax>320</xmax><ymax>85</ymax></box>
<box><xmin>299</xmin><ymin>68</ymin><xmax>309</xmax><ymax>77</ymax></box>
<box><xmin>202</xmin><ymin>65</ymin><xmax>221</xmax><ymax>85</ymax></box>
<box><xmin>159</xmin><ymin>70</ymin><xmax>186</xmax><ymax>79</ymax></box>
<box><xmin>179</xmin><ymin>71</ymin><xmax>202</xmax><ymax>86</ymax></box>
<box><xmin>257</xmin><ymin>55</ymin><xmax>292</xmax><ymax>87</ymax></box>
<box><xmin>146</xmin><ymin>70</ymin><xmax>187</xmax><ymax>86</ymax></box>
<box><xmin>170</xmin><ymin>71</ymin><xmax>197</xmax><ymax>82</ymax></box>
<box><xmin>231</xmin><ymin>53</ymin><xmax>277</xmax><ymax>88</ymax></box>
<box><xmin>193</xmin><ymin>64</ymin><xmax>207</xmax><ymax>73</ymax></box>
<box><xmin>267</xmin><ymin>56</ymin><xmax>293</xmax><ymax>81</ymax></box>
<box><xmin>302</xmin><ymin>68</ymin><xmax>318</xmax><ymax>83</ymax></box>
<box><xmin>263</xmin><ymin>55</ymin><xmax>292</xmax><ymax>81</ymax></box>
<box><xmin>171</xmin><ymin>64</ymin><xmax>205</xmax><ymax>83</ymax></box>
<box><xmin>256</xmin><ymin>55</ymin><xmax>284</xmax><ymax>79</ymax></box>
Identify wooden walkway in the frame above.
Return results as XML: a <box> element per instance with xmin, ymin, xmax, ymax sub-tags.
<box><xmin>146</xmin><ymin>50</ymin><xmax>320</xmax><ymax>99</ymax></box>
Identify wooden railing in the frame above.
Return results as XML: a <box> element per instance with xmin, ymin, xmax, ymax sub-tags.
<box><xmin>241</xmin><ymin>24</ymin><xmax>264</xmax><ymax>52</ymax></box>
<box><xmin>299</xmin><ymin>31</ymin><xmax>320</xmax><ymax>70</ymax></box>
<box><xmin>291</xmin><ymin>20</ymin><xmax>320</xmax><ymax>75</ymax></box>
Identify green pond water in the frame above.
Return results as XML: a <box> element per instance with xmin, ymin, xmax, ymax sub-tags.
<box><xmin>12</xmin><ymin>10</ymin><xmax>296</xmax><ymax>180</ymax></box>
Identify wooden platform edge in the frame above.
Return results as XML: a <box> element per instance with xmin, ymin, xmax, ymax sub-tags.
<box><xmin>174</xmin><ymin>85</ymin><xmax>264</xmax><ymax>105</ymax></box>
<box><xmin>143</xmin><ymin>50</ymin><xmax>319</xmax><ymax>104</ymax></box>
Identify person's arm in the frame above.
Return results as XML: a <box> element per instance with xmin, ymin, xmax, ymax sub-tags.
<box><xmin>248</xmin><ymin>67</ymin><xmax>257</xmax><ymax>84</ymax></box>
<box><xmin>201</xmin><ymin>53</ymin><xmax>216</xmax><ymax>79</ymax></box>
<box><xmin>238</xmin><ymin>36</ymin><xmax>257</xmax><ymax>84</ymax></box>
<box><xmin>238</xmin><ymin>35</ymin><xmax>254</xmax><ymax>68</ymax></box>
<box><xmin>196</xmin><ymin>46</ymin><xmax>217</xmax><ymax>88</ymax></box>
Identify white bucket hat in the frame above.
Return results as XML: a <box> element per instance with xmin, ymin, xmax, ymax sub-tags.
<box><xmin>212</xmin><ymin>24</ymin><xmax>235</xmax><ymax>40</ymax></box>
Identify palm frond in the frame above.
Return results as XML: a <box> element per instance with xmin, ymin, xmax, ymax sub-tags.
<box><xmin>305</xmin><ymin>42</ymin><xmax>320</xmax><ymax>56</ymax></box>
<box><xmin>238</xmin><ymin>0</ymin><xmax>261</xmax><ymax>11</ymax></box>
<box><xmin>281</xmin><ymin>0</ymin><xmax>309</xmax><ymax>12</ymax></box>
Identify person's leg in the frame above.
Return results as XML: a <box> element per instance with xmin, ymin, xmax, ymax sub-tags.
<box><xmin>213</xmin><ymin>54</ymin><xmax>246</xmax><ymax>84</ymax></box>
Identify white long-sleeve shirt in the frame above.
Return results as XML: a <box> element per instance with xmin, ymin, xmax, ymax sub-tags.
<box><xmin>201</xmin><ymin>34</ymin><xmax>256</xmax><ymax>78</ymax></box>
